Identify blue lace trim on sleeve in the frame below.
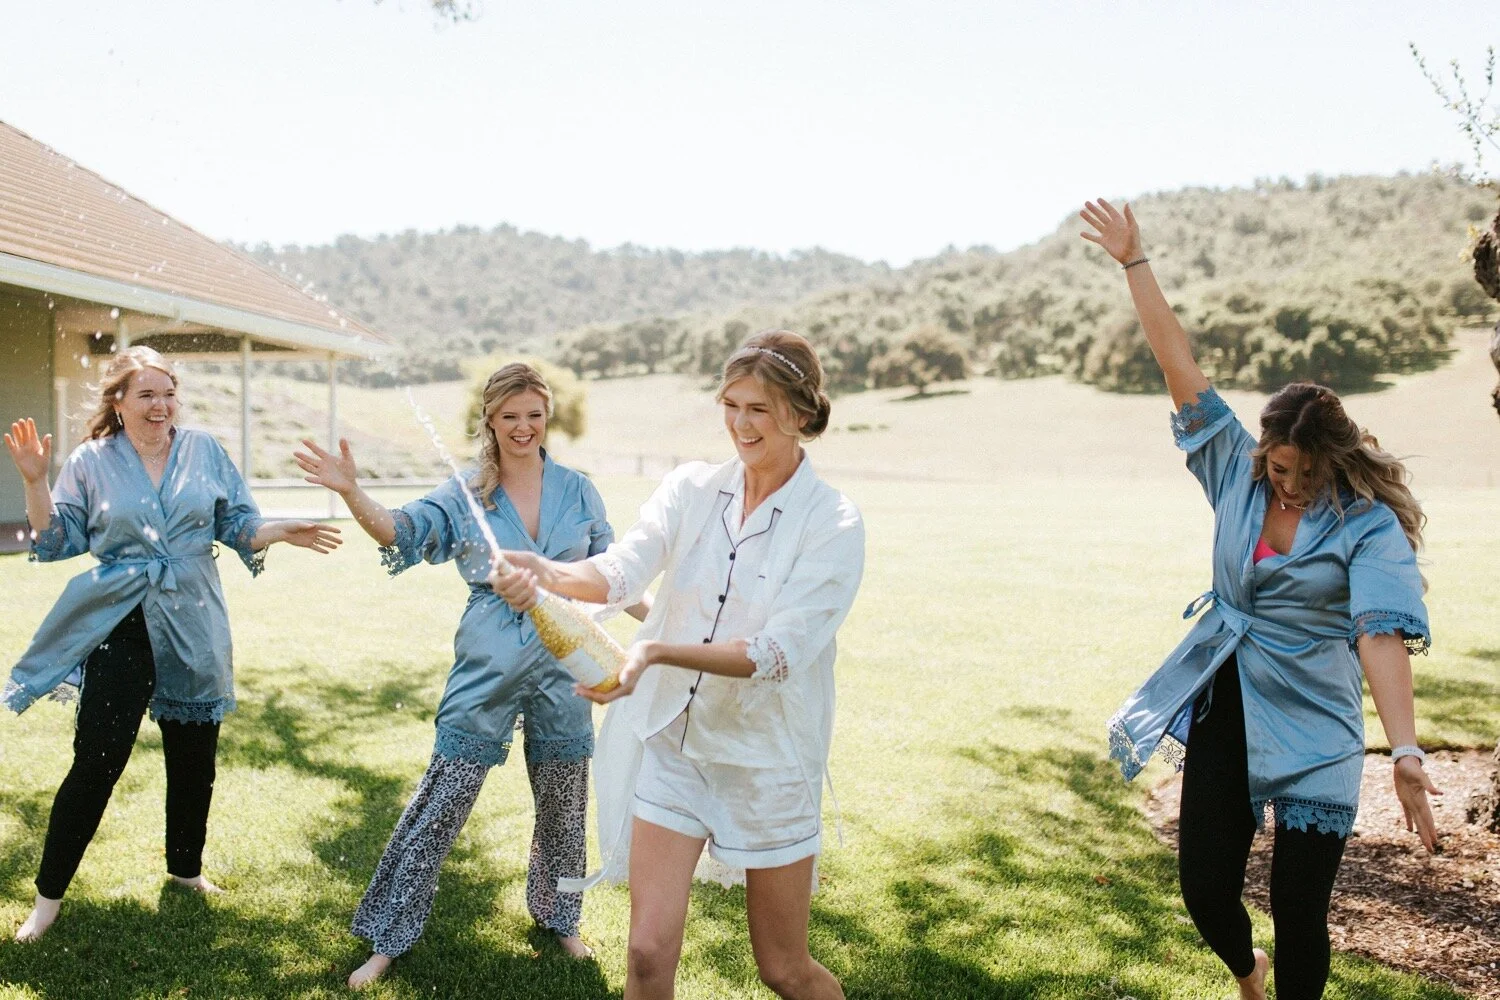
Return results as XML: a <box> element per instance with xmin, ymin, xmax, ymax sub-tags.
<box><xmin>1169</xmin><ymin>387</ymin><xmax>1233</xmax><ymax>448</ymax></box>
<box><xmin>378</xmin><ymin>509</ymin><xmax>420</xmax><ymax>577</ymax></box>
<box><xmin>434</xmin><ymin>725</ymin><xmax>510</xmax><ymax>766</ymax></box>
<box><xmin>28</xmin><ymin>516</ymin><xmax>69</xmax><ymax>563</ymax></box>
<box><xmin>1107</xmin><ymin>715</ymin><xmax>1147</xmax><ymax>781</ymax></box>
<box><xmin>150</xmin><ymin>695</ymin><xmax>236</xmax><ymax>725</ymax></box>
<box><xmin>1108</xmin><ymin>714</ymin><xmax>1188</xmax><ymax>782</ymax></box>
<box><xmin>2</xmin><ymin>678</ymin><xmax>37</xmax><ymax>714</ymax></box>
<box><xmin>522</xmin><ymin>732</ymin><xmax>594</xmax><ymax>764</ymax></box>
<box><xmin>230</xmin><ymin>519</ymin><xmax>266</xmax><ymax>577</ymax></box>
<box><xmin>1267</xmin><ymin>796</ymin><xmax>1356</xmax><ymax>838</ymax></box>
<box><xmin>1350</xmin><ymin>610</ymin><xmax>1431</xmax><ymax>656</ymax></box>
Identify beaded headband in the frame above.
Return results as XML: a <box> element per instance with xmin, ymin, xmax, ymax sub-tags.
<box><xmin>742</xmin><ymin>346</ymin><xmax>806</xmax><ymax>379</ymax></box>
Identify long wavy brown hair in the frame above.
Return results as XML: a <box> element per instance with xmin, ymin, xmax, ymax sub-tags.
<box><xmin>470</xmin><ymin>362</ymin><xmax>552</xmax><ymax>508</ymax></box>
<box><xmin>84</xmin><ymin>346</ymin><xmax>179</xmax><ymax>441</ymax></box>
<box><xmin>1251</xmin><ymin>382</ymin><xmax>1425</xmax><ymax>558</ymax></box>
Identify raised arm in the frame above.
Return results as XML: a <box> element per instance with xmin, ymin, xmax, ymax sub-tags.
<box><xmin>294</xmin><ymin>438</ymin><xmax>396</xmax><ymax>545</ymax></box>
<box><xmin>4</xmin><ymin>418</ymin><xmax>55</xmax><ymax>534</ymax></box>
<box><xmin>1080</xmin><ymin>199</ymin><xmax>1210</xmax><ymax>407</ymax></box>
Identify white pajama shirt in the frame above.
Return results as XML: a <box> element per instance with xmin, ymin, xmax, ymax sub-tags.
<box><xmin>565</xmin><ymin>455</ymin><xmax>864</xmax><ymax>890</ymax></box>
<box><xmin>631</xmin><ymin>472</ymin><xmax>815</xmax><ymax>867</ymax></box>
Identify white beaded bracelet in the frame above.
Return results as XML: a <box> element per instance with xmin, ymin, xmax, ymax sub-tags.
<box><xmin>1389</xmin><ymin>744</ymin><xmax>1426</xmax><ymax>764</ymax></box>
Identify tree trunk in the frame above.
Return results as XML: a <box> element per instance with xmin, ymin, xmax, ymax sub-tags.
<box><xmin>1467</xmin><ymin>743</ymin><xmax>1500</xmax><ymax>833</ymax></box>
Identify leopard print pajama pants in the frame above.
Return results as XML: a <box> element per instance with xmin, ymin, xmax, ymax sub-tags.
<box><xmin>351</xmin><ymin>749</ymin><xmax>589</xmax><ymax>957</ymax></box>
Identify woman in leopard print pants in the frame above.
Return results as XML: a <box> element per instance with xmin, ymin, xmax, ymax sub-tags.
<box><xmin>296</xmin><ymin>363</ymin><xmax>643</xmax><ymax>988</ymax></box>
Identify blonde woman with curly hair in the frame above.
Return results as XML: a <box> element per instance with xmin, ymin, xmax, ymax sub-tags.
<box><xmin>296</xmin><ymin>361</ymin><xmax>639</xmax><ymax>988</ymax></box>
<box><xmin>4</xmin><ymin>346</ymin><xmax>340</xmax><ymax>943</ymax></box>
<box><xmin>1082</xmin><ymin>199</ymin><xmax>1439</xmax><ymax>1000</ymax></box>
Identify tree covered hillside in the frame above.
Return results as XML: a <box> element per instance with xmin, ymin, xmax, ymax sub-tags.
<box><xmin>248</xmin><ymin>226</ymin><xmax>886</xmax><ymax>385</ymax></box>
<box><xmin>556</xmin><ymin>173</ymin><xmax>1498</xmax><ymax>394</ymax></box>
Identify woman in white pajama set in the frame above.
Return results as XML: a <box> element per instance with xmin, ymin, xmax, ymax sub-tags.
<box><xmin>493</xmin><ymin>329</ymin><xmax>865</xmax><ymax>1000</ymax></box>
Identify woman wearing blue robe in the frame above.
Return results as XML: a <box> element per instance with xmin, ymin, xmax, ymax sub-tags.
<box><xmin>1080</xmin><ymin>200</ymin><xmax>1441</xmax><ymax>1000</ymax></box>
<box><xmin>296</xmin><ymin>362</ymin><xmax>636</xmax><ymax>989</ymax></box>
<box><xmin>3</xmin><ymin>346</ymin><xmax>340</xmax><ymax>944</ymax></box>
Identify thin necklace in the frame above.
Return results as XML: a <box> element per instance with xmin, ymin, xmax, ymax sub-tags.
<box><xmin>1277</xmin><ymin>497</ymin><xmax>1307</xmax><ymax>511</ymax></box>
<box><xmin>130</xmin><ymin>432</ymin><xmax>171</xmax><ymax>464</ymax></box>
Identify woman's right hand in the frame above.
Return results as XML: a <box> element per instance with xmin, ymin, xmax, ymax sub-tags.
<box><xmin>489</xmin><ymin>551</ymin><xmax>546</xmax><ymax>611</ymax></box>
<box><xmin>294</xmin><ymin>438</ymin><xmax>358</xmax><ymax>495</ymax></box>
<box><xmin>1079</xmin><ymin>198</ymin><xmax>1144</xmax><ymax>266</ymax></box>
<box><xmin>4</xmin><ymin>419</ymin><xmax>51</xmax><ymax>484</ymax></box>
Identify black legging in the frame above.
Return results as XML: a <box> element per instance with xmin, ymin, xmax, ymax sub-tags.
<box><xmin>1178</xmin><ymin>656</ymin><xmax>1347</xmax><ymax>1000</ymax></box>
<box><xmin>35</xmin><ymin>604</ymin><xmax>221</xmax><ymax>900</ymax></box>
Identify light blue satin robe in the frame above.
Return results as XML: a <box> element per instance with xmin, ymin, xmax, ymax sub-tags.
<box><xmin>1107</xmin><ymin>388</ymin><xmax>1430</xmax><ymax>836</ymax></box>
<box><xmin>4</xmin><ymin>429</ymin><xmax>264</xmax><ymax>723</ymax></box>
<box><xmin>379</xmin><ymin>451</ymin><xmax>613</xmax><ymax>766</ymax></box>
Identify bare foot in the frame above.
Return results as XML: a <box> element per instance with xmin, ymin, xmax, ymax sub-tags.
<box><xmin>170</xmin><ymin>874</ymin><xmax>225</xmax><ymax>894</ymax></box>
<box><xmin>556</xmin><ymin>933</ymin><xmax>594</xmax><ymax>959</ymax></box>
<box><xmin>1236</xmin><ymin>948</ymin><xmax>1269</xmax><ymax>1000</ymax></box>
<box><xmin>15</xmin><ymin>894</ymin><xmax>61</xmax><ymax>943</ymax></box>
<box><xmin>348</xmin><ymin>953</ymin><xmax>393</xmax><ymax>990</ymax></box>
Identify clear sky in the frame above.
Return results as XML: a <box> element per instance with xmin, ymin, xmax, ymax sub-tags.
<box><xmin>1</xmin><ymin>0</ymin><xmax>1493</xmax><ymax>264</ymax></box>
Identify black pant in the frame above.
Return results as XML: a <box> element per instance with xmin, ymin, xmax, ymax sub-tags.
<box><xmin>1178</xmin><ymin>657</ymin><xmax>1348</xmax><ymax>1000</ymax></box>
<box><xmin>35</xmin><ymin>604</ymin><xmax>221</xmax><ymax>900</ymax></box>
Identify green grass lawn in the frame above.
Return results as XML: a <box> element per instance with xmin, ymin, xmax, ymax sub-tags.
<box><xmin>0</xmin><ymin>474</ymin><xmax>1493</xmax><ymax>999</ymax></box>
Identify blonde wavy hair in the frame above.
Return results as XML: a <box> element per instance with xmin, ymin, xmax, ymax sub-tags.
<box><xmin>85</xmin><ymin>346</ymin><xmax>179</xmax><ymax>441</ymax></box>
<box><xmin>471</xmin><ymin>362</ymin><xmax>552</xmax><ymax>508</ymax></box>
<box><xmin>1251</xmin><ymin>382</ymin><xmax>1425</xmax><ymax>565</ymax></box>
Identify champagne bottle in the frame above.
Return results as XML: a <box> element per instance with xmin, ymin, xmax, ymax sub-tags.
<box><xmin>520</xmin><ymin>580</ymin><xmax>625</xmax><ymax>693</ymax></box>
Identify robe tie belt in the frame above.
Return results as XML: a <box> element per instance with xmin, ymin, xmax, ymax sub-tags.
<box><xmin>465</xmin><ymin>587</ymin><xmax>536</xmax><ymax>644</ymax></box>
<box><xmin>97</xmin><ymin>553</ymin><xmax>200</xmax><ymax>592</ymax></box>
<box><xmin>1183</xmin><ymin>589</ymin><xmax>1254</xmax><ymax>638</ymax></box>
<box><xmin>1182</xmin><ymin>589</ymin><xmax>1348</xmax><ymax>644</ymax></box>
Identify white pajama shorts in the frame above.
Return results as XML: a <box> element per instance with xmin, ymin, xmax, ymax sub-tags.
<box><xmin>632</xmin><ymin>713</ymin><xmax>821</xmax><ymax>870</ymax></box>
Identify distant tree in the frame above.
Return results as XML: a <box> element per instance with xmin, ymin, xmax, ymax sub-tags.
<box><xmin>869</xmin><ymin>327</ymin><xmax>968</xmax><ymax>395</ymax></box>
<box><xmin>990</xmin><ymin>329</ymin><xmax>1057</xmax><ymax>379</ymax></box>
<box><xmin>464</xmin><ymin>357</ymin><xmax>588</xmax><ymax>442</ymax></box>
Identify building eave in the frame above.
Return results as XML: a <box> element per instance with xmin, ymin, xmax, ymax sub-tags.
<box><xmin>0</xmin><ymin>250</ymin><xmax>393</xmax><ymax>360</ymax></box>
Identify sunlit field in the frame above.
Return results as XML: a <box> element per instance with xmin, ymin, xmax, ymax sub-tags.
<box><xmin>1</xmin><ymin>335</ymin><xmax>1496</xmax><ymax>998</ymax></box>
<box><xmin>0</xmin><ymin>469</ymin><xmax>1493</xmax><ymax>999</ymax></box>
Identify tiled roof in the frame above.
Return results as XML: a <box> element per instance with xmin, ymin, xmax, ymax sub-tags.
<box><xmin>0</xmin><ymin>120</ymin><xmax>388</xmax><ymax>351</ymax></box>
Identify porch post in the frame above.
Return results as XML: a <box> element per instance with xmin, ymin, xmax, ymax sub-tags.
<box><xmin>240</xmin><ymin>336</ymin><xmax>252</xmax><ymax>476</ymax></box>
<box><xmin>328</xmin><ymin>352</ymin><xmax>339</xmax><ymax>518</ymax></box>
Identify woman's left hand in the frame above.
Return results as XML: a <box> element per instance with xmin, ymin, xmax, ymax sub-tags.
<box><xmin>273</xmin><ymin>520</ymin><xmax>343</xmax><ymax>553</ymax></box>
<box><xmin>574</xmin><ymin>641</ymin><xmax>652</xmax><ymax>705</ymax></box>
<box><xmin>1079</xmin><ymin>198</ymin><xmax>1144</xmax><ymax>266</ymax></box>
<box><xmin>1393</xmin><ymin>755</ymin><xmax>1443</xmax><ymax>853</ymax></box>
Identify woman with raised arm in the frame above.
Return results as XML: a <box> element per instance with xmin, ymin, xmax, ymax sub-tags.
<box><xmin>295</xmin><ymin>362</ymin><xmax>633</xmax><ymax>989</ymax></box>
<box><xmin>1080</xmin><ymin>200</ymin><xmax>1441</xmax><ymax>1000</ymax></box>
<box><xmin>491</xmin><ymin>330</ymin><xmax>865</xmax><ymax>1000</ymax></box>
<box><xmin>3</xmin><ymin>346</ymin><xmax>340</xmax><ymax>943</ymax></box>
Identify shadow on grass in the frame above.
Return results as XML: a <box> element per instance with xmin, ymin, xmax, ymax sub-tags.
<box><xmin>669</xmin><ymin>740</ymin><xmax>1467</xmax><ymax>999</ymax></box>
<box><xmin>832</xmin><ymin>743</ymin><xmax>1200</xmax><ymax>999</ymax></box>
<box><xmin>0</xmin><ymin>680</ymin><xmax>615</xmax><ymax>1000</ymax></box>
<box><xmin>1413</xmin><ymin>670</ymin><xmax>1500</xmax><ymax>747</ymax></box>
